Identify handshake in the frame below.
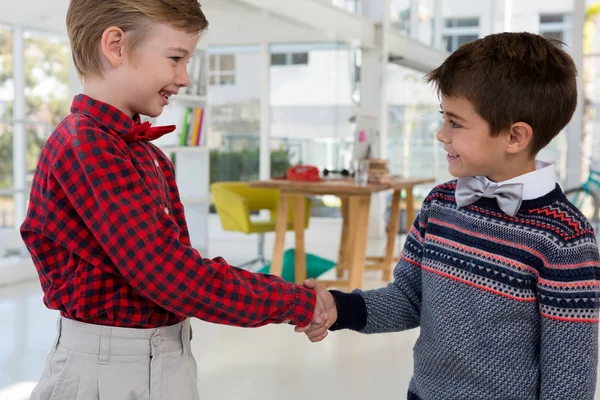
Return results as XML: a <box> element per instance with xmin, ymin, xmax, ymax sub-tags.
<box><xmin>295</xmin><ymin>279</ymin><xmax>338</xmax><ymax>342</ymax></box>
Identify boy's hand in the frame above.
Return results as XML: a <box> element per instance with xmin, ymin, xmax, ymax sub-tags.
<box><xmin>294</xmin><ymin>279</ymin><xmax>338</xmax><ymax>342</ymax></box>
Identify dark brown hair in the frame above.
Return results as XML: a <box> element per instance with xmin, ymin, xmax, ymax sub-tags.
<box><xmin>426</xmin><ymin>32</ymin><xmax>577</xmax><ymax>155</ymax></box>
<box><xmin>67</xmin><ymin>0</ymin><xmax>209</xmax><ymax>78</ymax></box>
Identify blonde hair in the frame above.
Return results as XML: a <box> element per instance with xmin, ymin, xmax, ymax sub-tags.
<box><xmin>66</xmin><ymin>0</ymin><xmax>208</xmax><ymax>78</ymax></box>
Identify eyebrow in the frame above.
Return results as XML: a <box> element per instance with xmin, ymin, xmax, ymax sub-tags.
<box><xmin>167</xmin><ymin>47</ymin><xmax>190</xmax><ymax>56</ymax></box>
<box><xmin>439</xmin><ymin>104</ymin><xmax>467</xmax><ymax>122</ymax></box>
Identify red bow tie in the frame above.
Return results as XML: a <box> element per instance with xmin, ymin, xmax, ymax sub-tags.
<box><xmin>121</xmin><ymin>121</ymin><xmax>176</xmax><ymax>144</ymax></box>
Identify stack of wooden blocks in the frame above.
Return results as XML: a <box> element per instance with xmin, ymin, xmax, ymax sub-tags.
<box><xmin>366</xmin><ymin>158</ymin><xmax>390</xmax><ymax>184</ymax></box>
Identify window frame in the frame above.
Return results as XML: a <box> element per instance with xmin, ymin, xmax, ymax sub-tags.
<box><xmin>209</xmin><ymin>53</ymin><xmax>236</xmax><ymax>86</ymax></box>
<box><xmin>539</xmin><ymin>13</ymin><xmax>572</xmax><ymax>46</ymax></box>
<box><xmin>270</xmin><ymin>52</ymin><xmax>309</xmax><ymax>66</ymax></box>
<box><xmin>442</xmin><ymin>17</ymin><xmax>480</xmax><ymax>53</ymax></box>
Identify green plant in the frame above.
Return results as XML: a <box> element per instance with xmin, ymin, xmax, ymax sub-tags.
<box><xmin>209</xmin><ymin>148</ymin><xmax>292</xmax><ymax>183</ymax></box>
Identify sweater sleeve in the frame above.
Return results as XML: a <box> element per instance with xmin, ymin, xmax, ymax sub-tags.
<box><xmin>330</xmin><ymin>199</ymin><xmax>430</xmax><ymax>333</ymax></box>
<box><xmin>537</xmin><ymin>230</ymin><xmax>599</xmax><ymax>400</ymax></box>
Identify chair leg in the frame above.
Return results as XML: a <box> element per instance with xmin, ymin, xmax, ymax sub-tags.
<box><xmin>238</xmin><ymin>234</ymin><xmax>268</xmax><ymax>271</ymax></box>
<box><xmin>255</xmin><ymin>233</ymin><xmax>268</xmax><ymax>265</ymax></box>
<box><xmin>257</xmin><ymin>233</ymin><xmax>266</xmax><ymax>262</ymax></box>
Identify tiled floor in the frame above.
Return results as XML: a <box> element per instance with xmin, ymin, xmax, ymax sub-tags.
<box><xmin>1</xmin><ymin>215</ymin><xmax>599</xmax><ymax>399</ymax></box>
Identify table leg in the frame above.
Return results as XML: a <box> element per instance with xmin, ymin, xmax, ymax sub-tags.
<box><xmin>337</xmin><ymin>196</ymin><xmax>350</xmax><ymax>278</ymax></box>
<box><xmin>405</xmin><ymin>188</ymin><xmax>415</xmax><ymax>234</ymax></box>
<box><xmin>293</xmin><ymin>195</ymin><xmax>307</xmax><ymax>283</ymax></box>
<box><xmin>383</xmin><ymin>189</ymin><xmax>401</xmax><ymax>281</ymax></box>
<box><xmin>347</xmin><ymin>196</ymin><xmax>371</xmax><ymax>289</ymax></box>
<box><xmin>270</xmin><ymin>193</ymin><xmax>289</xmax><ymax>277</ymax></box>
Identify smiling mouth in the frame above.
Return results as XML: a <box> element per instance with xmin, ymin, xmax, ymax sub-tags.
<box><xmin>447</xmin><ymin>152</ymin><xmax>459</xmax><ymax>159</ymax></box>
<box><xmin>160</xmin><ymin>91</ymin><xmax>172</xmax><ymax>100</ymax></box>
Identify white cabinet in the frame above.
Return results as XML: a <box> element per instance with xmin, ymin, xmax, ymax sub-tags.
<box><xmin>160</xmin><ymin>146</ymin><xmax>210</xmax><ymax>256</ymax></box>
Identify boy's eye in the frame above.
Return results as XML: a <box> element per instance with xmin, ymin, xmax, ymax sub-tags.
<box><xmin>170</xmin><ymin>56</ymin><xmax>182</xmax><ymax>62</ymax></box>
<box><xmin>439</xmin><ymin>110</ymin><xmax>461</xmax><ymax>128</ymax></box>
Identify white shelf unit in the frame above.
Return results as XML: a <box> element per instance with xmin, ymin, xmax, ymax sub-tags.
<box><xmin>161</xmin><ymin>146</ymin><xmax>210</xmax><ymax>257</ymax></box>
<box><xmin>159</xmin><ymin>146</ymin><xmax>209</xmax><ymax>153</ymax></box>
<box><xmin>155</xmin><ymin>47</ymin><xmax>210</xmax><ymax>257</ymax></box>
<box><xmin>170</xmin><ymin>94</ymin><xmax>208</xmax><ymax>106</ymax></box>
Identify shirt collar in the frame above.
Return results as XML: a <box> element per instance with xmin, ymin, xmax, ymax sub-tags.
<box><xmin>70</xmin><ymin>94</ymin><xmax>142</xmax><ymax>137</ymax></box>
<box><xmin>476</xmin><ymin>160</ymin><xmax>556</xmax><ymax>200</ymax></box>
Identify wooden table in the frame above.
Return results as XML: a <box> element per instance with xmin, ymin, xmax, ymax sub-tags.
<box><xmin>363</xmin><ymin>177</ymin><xmax>435</xmax><ymax>281</ymax></box>
<box><xmin>248</xmin><ymin>177</ymin><xmax>434</xmax><ymax>288</ymax></box>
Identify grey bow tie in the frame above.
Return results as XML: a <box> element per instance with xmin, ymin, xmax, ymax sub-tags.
<box><xmin>455</xmin><ymin>177</ymin><xmax>524</xmax><ymax>217</ymax></box>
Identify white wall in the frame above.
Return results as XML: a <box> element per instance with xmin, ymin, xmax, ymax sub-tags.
<box><xmin>209</xmin><ymin>51</ymin><xmax>261</xmax><ymax>104</ymax></box>
<box><xmin>209</xmin><ymin>48</ymin><xmax>355</xmax><ymax>107</ymax></box>
<box><xmin>271</xmin><ymin>50</ymin><xmax>354</xmax><ymax>106</ymax></box>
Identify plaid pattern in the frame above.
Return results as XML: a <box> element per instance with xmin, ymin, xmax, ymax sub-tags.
<box><xmin>21</xmin><ymin>94</ymin><xmax>316</xmax><ymax>328</ymax></box>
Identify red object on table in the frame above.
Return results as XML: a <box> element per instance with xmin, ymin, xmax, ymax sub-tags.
<box><xmin>286</xmin><ymin>165</ymin><xmax>321</xmax><ymax>181</ymax></box>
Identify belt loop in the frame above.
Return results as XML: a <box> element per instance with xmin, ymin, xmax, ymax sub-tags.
<box><xmin>52</xmin><ymin>317</ymin><xmax>62</xmax><ymax>351</ymax></box>
<box><xmin>98</xmin><ymin>327</ymin><xmax>110</xmax><ymax>365</ymax></box>
<box><xmin>181</xmin><ymin>320</ymin><xmax>190</xmax><ymax>357</ymax></box>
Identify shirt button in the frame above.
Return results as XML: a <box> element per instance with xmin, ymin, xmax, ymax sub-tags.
<box><xmin>164</xmin><ymin>207</ymin><xmax>170</xmax><ymax>215</ymax></box>
<box><xmin>152</xmin><ymin>336</ymin><xmax>162</xmax><ymax>346</ymax></box>
<box><xmin>154</xmin><ymin>159</ymin><xmax>159</xmax><ymax>168</ymax></box>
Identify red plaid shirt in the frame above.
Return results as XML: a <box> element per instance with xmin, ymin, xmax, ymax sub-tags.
<box><xmin>21</xmin><ymin>94</ymin><xmax>316</xmax><ymax>328</ymax></box>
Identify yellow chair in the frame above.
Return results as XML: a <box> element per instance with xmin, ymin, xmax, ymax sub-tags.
<box><xmin>211</xmin><ymin>181</ymin><xmax>311</xmax><ymax>269</ymax></box>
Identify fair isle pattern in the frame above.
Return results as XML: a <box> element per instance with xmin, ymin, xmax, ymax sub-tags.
<box><xmin>424</xmin><ymin>181</ymin><xmax>599</xmax><ymax>324</ymax></box>
<box><xmin>421</xmin><ymin>259</ymin><xmax>537</xmax><ymax>302</ymax></box>
<box><xmin>356</xmin><ymin>180</ymin><xmax>600</xmax><ymax>400</ymax></box>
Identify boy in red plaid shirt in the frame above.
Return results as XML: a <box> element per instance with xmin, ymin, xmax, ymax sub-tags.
<box><xmin>21</xmin><ymin>1</ymin><xmax>326</xmax><ymax>398</ymax></box>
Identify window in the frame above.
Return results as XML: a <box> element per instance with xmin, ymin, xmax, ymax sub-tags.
<box><xmin>292</xmin><ymin>52</ymin><xmax>309</xmax><ymax>65</ymax></box>
<box><xmin>0</xmin><ymin>29</ymin><xmax>69</xmax><ymax>233</ymax></box>
<box><xmin>445</xmin><ymin>18</ymin><xmax>479</xmax><ymax>28</ymax></box>
<box><xmin>0</xmin><ymin>28</ymin><xmax>69</xmax><ymax>269</ymax></box>
<box><xmin>0</xmin><ymin>27</ymin><xmax>13</xmax><ymax>213</ymax></box>
<box><xmin>442</xmin><ymin>18</ymin><xmax>479</xmax><ymax>53</ymax></box>
<box><xmin>330</xmin><ymin>0</ymin><xmax>361</xmax><ymax>14</ymax></box>
<box><xmin>270</xmin><ymin>53</ymin><xmax>287</xmax><ymax>66</ymax></box>
<box><xmin>209</xmin><ymin>54</ymin><xmax>235</xmax><ymax>86</ymax></box>
<box><xmin>270</xmin><ymin>52</ymin><xmax>309</xmax><ymax>66</ymax></box>
<box><xmin>539</xmin><ymin>14</ymin><xmax>571</xmax><ymax>45</ymax></box>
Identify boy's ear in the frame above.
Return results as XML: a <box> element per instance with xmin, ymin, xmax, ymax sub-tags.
<box><xmin>506</xmin><ymin>122</ymin><xmax>534</xmax><ymax>155</ymax></box>
<box><xmin>101</xmin><ymin>26</ymin><xmax>127</xmax><ymax>68</ymax></box>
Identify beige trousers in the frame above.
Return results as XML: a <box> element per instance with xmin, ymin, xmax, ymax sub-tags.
<box><xmin>29</xmin><ymin>316</ymin><xmax>199</xmax><ymax>400</ymax></box>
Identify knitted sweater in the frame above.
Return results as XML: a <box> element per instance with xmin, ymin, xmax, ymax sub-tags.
<box><xmin>331</xmin><ymin>181</ymin><xmax>600</xmax><ymax>400</ymax></box>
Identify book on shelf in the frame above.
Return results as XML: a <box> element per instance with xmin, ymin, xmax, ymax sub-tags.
<box><xmin>154</xmin><ymin>105</ymin><xmax>205</xmax><ymax>147</ymax></box>
<box><xmin>152</xmin><ymin>105</ymin><xmax>206</xmax><ymax>167</ymax></box>
<box><xmin>180</xmin><ymin>107</ymin><xmax>205</xmax><ymax>147</ymax></box>
<box><xmin>179</xmin><ymin>108</ymin><xmax>192</xmax><ymax>147</ymax></box>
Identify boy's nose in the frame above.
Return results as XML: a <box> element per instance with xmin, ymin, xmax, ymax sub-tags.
<box><xmin>435</xmin><ymin>129</ymin><xmax>448</xmax><ymax>143</ymax></box>
<box><xmin>175</xmin><ymin>68</ymin><xmax>191</xmax><ymax>88</ymax></box>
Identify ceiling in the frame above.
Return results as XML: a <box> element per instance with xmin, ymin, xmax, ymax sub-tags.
<box><xmin>0</xmin><ymin>0</ymin><xmax>446</xmax><ymax>71</ymax></box>
<box><xmin>0</xmin><ymin>0</ymin><xmax>69</xmax><ymax>34</ymax></box>
<box><xmin>0</xmin><ymin>0</ymin><xmax>336</xmax><ymax>45</ymax></box>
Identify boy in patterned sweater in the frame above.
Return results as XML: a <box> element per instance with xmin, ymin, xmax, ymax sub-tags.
<box><xmin>299</xmin><ymin>32</ymin><xmax>600</xmax><ymax>399</ymax></box>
